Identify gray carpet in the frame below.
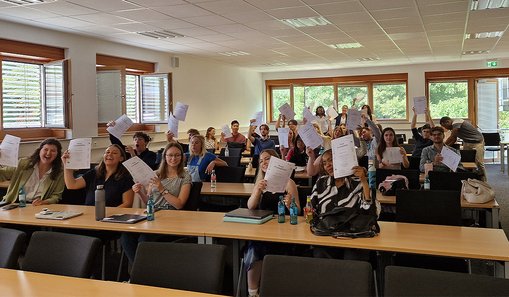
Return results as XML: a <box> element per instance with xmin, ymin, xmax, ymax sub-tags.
<box><xmin>486</xmin><ymin>163</ymin><xmax>509</xmax><ymax>238</ymax></box>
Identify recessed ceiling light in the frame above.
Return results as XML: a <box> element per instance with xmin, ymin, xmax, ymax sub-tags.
<box><xmin>328</xmin><ymin>43</ymin><xmax>363</xmax><ymax>49</ymax></box>
<box><xmin>465</xmin><ymin>31</ymin><xmax>504</xmax><ymax>39</ymax></box>
<box><xmin>219</xmin><ymin>51</ymin><xmax>250</xmax><ymax>57</ymax></box>
<box><xmin>471</xmin><ymin>0</ymin><xmax>509</xmax><ymax>10</ymax></box>
<box><xmin>356</xmin><ymin>57</ymin><xmax>380</xmax><ymax>62</ymax></box>
<box><xmin>1</xmin><ymin>0</ymin><xmax>56</xmax><ymax>4</ymax></box>
<box><xmin>281</xmin><ymin>16</ymin><xmax>331</xmax><ymax>28</ymax></box>
<box><xmin>136</xmin><ymin>30</ymin><xmax>184</xmax><ymax>39</ymax></box>
<box><xmin>265</xmin><ymin>62</ymin><xmax>288</xmax><ymax>66</ymax></box>
<box><xmin>462</xmin><ymin>50</ymin><xmax>490</xmax><ymax>55</ymax></box>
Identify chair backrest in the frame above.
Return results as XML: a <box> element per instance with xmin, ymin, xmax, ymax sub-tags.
<box><xmin>401</xmin><ymin>143</ymin><xmax>414</xmax><ymax>154</ymax></box>
<box><xmin>180</xmin><ymin>143</ymin><xmax>190</xmax><ymax>154</ymax></box>
<box><xmin>460</xmin><ymin>149</ymin><xmax>476</xmax><ymax>162</ymax></box>
<box><xmin>396</xmin><ymin>189</ymin><xmax>462</xmax><ymax>226</ymax></box>
<box><xmin>428</xmin><ymin>171</ymin><xmax>479</xmax><ymax>191</ymax></box>
<box><xmin>220</xmin><ymin>147</ymin><xmax>242</xmax><ymax>157</ymax></box>
<box><xmin>358</xmin><ymin>155</ymin><xmax>368</xmax><ymax>170</ymax></box>
<box><xmin>260</xmin><ymin>255</ymin><xmax>375</xmax><ymax>297</ymax></box>
<box><xmin>131</xmin><ymin>242</ymin><xmax>226</xmax><ymax>294</ymax></box>
<box><xmin>227</xmin><ymin>141</ymin><xmax>245</xmax><ymax>151</ymax></box>
<box><xmin>482</xmin><ymin>132</ymin><xmax>501</xmax><ymax>146</ymax></box>
<box><xmin>385</xmin><ymin>266</ymin><xmax>509</xmax><ymax>296</ymax></box>
<box><xmin>60</xmin><ymin>168</ymin><xmax>91</xmax><ymax>205</ymax></box>
<box><xmin>215</xmin><ymin>166</ymin><xmax>245</xmax><ymax>183</ymax></box>
<box><xmin>218</xmin><ymin>155</ymin><xmax>241</xmax><ymax>167</ymax></box>
<box><xmin>251</xmin><ymin>154</ymin><xmax>260</xmax><ymax>169</ymax></box>
<box><xmin>396</xmin><ymin>133</ymin><xmax>406</xmax><ymax>144</ymax></box>
<box><xmin>376</xmin><ymin>168</ymin><xmax>421</xmax><ymax>190</ymax></box>
<box><xmin>22</xmin><ymin>231</ymin><xmax>100</xmax><ymax>278</ymax></box>
<box><xmin>0</xmin><ymin>228</ymin><xmax>26</xmax><ymax>269</ymax></box>
<box><xmin>407</xmin><ymin>138</ymin><xmax>416</xmax><ymax>145</ymax></box>
<box><xmin>407</xmin><ymin>156</ymin><xmax>421</xmax><ymax>171</ymax></box>
<box><xmin>269</xmin><ymin>135</ymin><xmax>279</xmax><ymax>145</ymax></box>
<box><xmin>182</xmin><ymin>182</ymin><xmax>202</xmax><ymax>211</ymax></box>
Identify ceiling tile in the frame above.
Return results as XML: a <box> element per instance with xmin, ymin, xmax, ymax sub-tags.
<box><xmin>195</xmin><ymin>0</ymin><xmax>259</xmax><ymax>14</ymax></box>
<box><xmin>66</xmin><ymin>0</ymin><xmax>140</xmax><ymax>12</ymax></box>
<box><xmin>33</xmin><ymin>1</ymin><xmax>99</xmax><ymax>16</ymax></box>
<box><xmin>127</xmin><ymin>0</ymin><xmax>187</xmax><ymax>7</ymax></box>
<box><xmin>35</xmin><ymin>16</ymin><xmax>94</xmax><ymax>28</ymax></box>
<box><xmin>172</xmin><ymin>26</ymin><xmax>218</xmax><ymax>36</ymax></box>
<box><xmin>113</xmin><ymin>8</ymin><xmax>174</xmax><ymax>21</ymax></box>
<box><xmin>184</xmin><ymin>15</ymin><xmax>235</xmax><ymax>26</ymax></box>
<box><xmin>155</xmin><ymin>4</ymin><xmax>212</xmax><ymax>18</ymax></box>
<box><xmin>370</xmin><ymin>7</ymin><xmax>417</xmax><ymax>20</ymax></box>
<box><xmin>72</xmin><ymin>13</ymin><xmax>133</xmax><ymax>25</ymax></box>
<box><xmin>112</xmin><ymin>22</ymin><xmax>159</xmax><ymax>32</ymax></box>
<box><xmin>326</xmin><ymin>12</ymin><xmax>373</xmax><ymax>25</ymax></box>
<box><xmin>223</xmin><ymin>10</ymin><xmax>275</xmax><ymax>23</ymax></box>
<box><xmin>359</xmin><ymin>0</ymin><xmax>413</xmax><ymax>10</ymax></box>
<box><xmin>145</xmin><ymin>19</ymin><xmax>197</xmax><ymax>30</ymax></box>
<box><xmin>418</xmin><ymin>1</ymin><xmax>468</xmax><ymax>15</ymax></box>
<box><xmin>0</xmin><ymin>6</ymin><xmax>59</xmax><ymax>19</ymax></box>
<box><xmin>310</xmin><ymin>1</ymin><xmax>364</xmax><ymax>16</ymax></box>
<box><xmin>266</xmin><ymin>6</ymin><xmax>319</xmax><ymax>19</ymax></box>
<box><xmin>244</xmin><ymin>0</ymin><xmax>304</xmax><ymax>10</ymax></box>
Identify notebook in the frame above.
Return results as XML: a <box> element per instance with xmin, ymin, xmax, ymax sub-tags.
<box><xmin>101</xmin><ymin>214</ymin><xmax>147</xmax><ymax>224</ymax></box>
<box><xmin>223</xmin><ymin>208</ymin><xmax>273</xmax><ymax>224</ymax></box>
<box><xmin>35</xmin><ymin>211</ymin><xmax>83</xmax><ymax>220</ymax></box>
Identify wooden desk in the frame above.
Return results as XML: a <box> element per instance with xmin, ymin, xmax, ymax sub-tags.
<box><xmin>0</xmin><ymin>268</ymin><xmax>224</xmax><ymax>297</ymax></box>
<box><xmin>240</xmin><ymin>157</ymin><xmax>251</xmax><ymax>165</ymax></box>
<box><xmin>214</xmin><ymin>149</ymin><xmax>251</xmax><ymax>157</ymax></box>
<box><xmin>201</xmin><ymin>182</ymin><xmax>254</xmax><ymax>197</ymax></box>
<box><xmin>0</xmin><ymin>180</ymin><xmax>10</xmax><ymax>189</ymax></box>
<box><xmin>245</xmin><ymin>167</ymin><xmax>311</xmax><ymax>180</ymax></box>
<box><xmin>375</xmin><ymin>190</ymin><xmax>500</xmax><ymax>228</ymax></box>
<box><xmin>462</xmin><ymin>162</ymin><xmax>477</xmax><ymax>170</ymax></box>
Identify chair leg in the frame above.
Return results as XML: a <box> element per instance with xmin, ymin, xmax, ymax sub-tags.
<box><xmin>117</xmin><ymin>249</ymin><xmax>125</xmax><ymax>282</ymax></box>
<box><xmin>102</xmin><ymin>244</ymin><xmax>106</xmax><ymax>280</ymax></box>
<box><xmin>236</xmin><ymin>258</ymin><xmax>244</xmax><ymax>297</ymax></box>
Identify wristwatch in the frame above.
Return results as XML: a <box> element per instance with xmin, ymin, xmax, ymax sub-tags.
<box><xmin>161</xmin><ymin>189</ymin><xmax>170</xmax><ymax>195</ymax></box>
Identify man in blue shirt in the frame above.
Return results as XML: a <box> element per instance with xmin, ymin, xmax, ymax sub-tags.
<box><xmin>247</xmin><ymin>120</ymin><xmax>275</xmax><ymax>157</ymax></box>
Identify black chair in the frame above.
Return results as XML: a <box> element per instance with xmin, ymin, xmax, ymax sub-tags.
<box><xmin>376</xmin><ymin>168</ymin><xmax>421</xmax><ymax>190</ymax></box>
<box><xmin>407</xmin><ymin>156</ymin><xmax>420</xmax><ymax>171</ymax></box>
<box><xmin>482</xmin><ymin>132</ymin><xmax>501</xmax><ymax>162</ymax></box>
<box><xmin>22</xmin><ymin>231</ymin><xmax>101</xmax><ymax>278</ymax></box>
<box><xmin>260</xmin><ymin>255</ymin><xmax>375</xmax><ymax>297</ymax></box>
<box><xmin>218</xmin><ymin>155</ymin><xmax>241</xmax><ymax>167</ymax></box>
<box><xmin>460</xmin><ymin>149</ymin><xmax>476</xmax><ymax>162</ymax></box>
<box><xmin>384</xmin><ymin>266</ymin><xmax>509</xmax><ymax>296</ymax></box>
<box><xmin>215</xmin><ymin>166</ymin><xmax>245</xmax><ymax>183</ymax></box>
<box><xmin>220</xmin><ymin>147</ymin><xmax>242</xmax><ymax>157</ymax></box>
<box><xmin>130</xmin><ymin>242</ymin><xmax>226</xmax><ymax>294</ymax></box>
<box><xmin>60</xmin><ymin>168</ymin><xmax>90</xmax><ymax>205</ymax></box>
<box><xmin>401</xmin><ymin>143</ymin><xmax>414</xmax><ymax>154</ymax></box>
<box><xmin>269</xmin><ymin>135</ymin><xmax>279</xmax><ymax>145</ymax></box>
<box><xmin>183</xmin><ymin>182</ymin><xmax>202</xmax><ymax>211</ymax></box>
<box><xmin>407</xmin><ymin>138</ymin><xmax>416</xmax><ymax>145</ymax></box>
<box><xmin>396</xmin><ymin>133</ymin><xmax>406</xmax><ymax>144</ymax></box>
<box><xmin>0</xmin><ymin>228</ymin><xmax>26</xmax><ymax>269</ymax></box>
<box><xmin>358</xmin><ymin>155</ymin><xmax>368</xmax><ymax>170</ymax></box>
<box><xmin>227</xmin><ymin>141</ymin><xmax>245</xmax><ymax>151</ymax></box>
<box><xmin>429</xmin><ymin>171</ymin><xmax>479</xmax><ymax>191</ymax></box>
<box><xmin>251</xmin><ymin>154</ymin><xmax>260</xmax><ymax>169</ymax></box>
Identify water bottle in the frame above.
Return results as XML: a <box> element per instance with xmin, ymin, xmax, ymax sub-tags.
<box><xmin>146</xmin><ymin>187</ymin><xmax>157</xmax><ymax>221</ymax></box>
<box><xmin>94</xmin><ymin>185</ymin><xmax>105</xmax><ymax>221</ymax></box>
<box><xmin>304</xmin><ymin>195</ymin><xmax>314</xmax><ymax>224</ymax></box>
<box><xmin>210</xmin><ymin>169</ymin><xmax>217</xmax><ymax>189</ymax></box>
<box><xmin>367</xmin><ymin>159</ymin><xmax>376</xmax><ymax>190</ymax></box>
<box><xmin>277</xmin><ymin>195</ymin><xmax>285</xmax><ymax>223</ymax></box>
<box><xmin>423</xmin><ymin>175</ymin><xmax>430</xmax><ymax>190</ymax></box>
<box><xmin>18</xmin><ymin>187</ymin><xmax>26</xmax><ymax>208</ymax></box>
<box><xmin>290</xmin><ymin>196</ymin><xmax>298</xmax><ymax>225</ymax></box>
<box><xmin>225</xmin><ymin>146</ymin><xmax>230</xmax><ymax>157</ymax></box>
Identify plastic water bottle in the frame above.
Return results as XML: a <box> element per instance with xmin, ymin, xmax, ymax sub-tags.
<box><xmin>290</xmin><ymin>196</ymin><xmax>298</xmax><ymax>225</ymax></box>
<box><xmin>224</xmin><ymin>146</ymin><xmax>230</xmax><ymax>157</ymax></box>
<box><xmin>18</xmin><ymin>187</ymin><xmax>26</xmax><ymax>208</ymax></box>
<box><xmin>367</xmin><ymin>159</ymin><xmax>376</xmax><ymax>189</ymax></box>
<box><xmin>146</xmin><ymin>188</ymin><xmax>156</xmax><ymax>221</ymax></box>
<box><xmin>94</xmin><ymin>185</ymin><xmax>105</xmax><ymax>221</ymax></box>
<box><xmin>210</xmin><ymin>169</ymin><xmax>217</xmax><ymax>189</ymax></box>
<box><xmin>304</xmin><ymin>196</ymin><xmax>314</xmax><ymax>224</ymax></box>
<box><xmin>424</xmin><ymin>175</ymin><xmax>430</xmax><ymax>190</ymax></box>
<box><xmin>277</xmin><ymin>195</ymin><xmax>285</xmax><ymax>223</ymax></box>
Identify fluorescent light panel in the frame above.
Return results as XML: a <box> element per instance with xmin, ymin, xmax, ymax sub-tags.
<box><xmin>465</xmin><ymin>31</ymin><xmax>504</xmax><ymax>39</ymax></box>
<box><xmin>137</xmin><ymin>30</ymin><xmax>184</xmax><ymax>39</ymax></box>
<box><xmin>1</xmin><ymin>0</ymin><xmax>56</xmax><ymax>4</ymax></box>
<box><xmin>471</xmin><ymin>0</ymin><xmax>509</xmax><ymax>10</ymax></box>
<box><xmin>281</xmin><ymin>16</ymin><xmax>331</xmax><ymax>28</ymax></box>
<box><xmin>462</xmin><ymin>50</ymin><xmax>490</xmax><ymax>55</ymax></box>
<box><xmin>356</xmin><ymin>57</ymin><xmax>380</xmax><ymax>61</ymax></box>
<box><xmin>329</xmin><ymin>42</ymin><xmax>363</xmax><ymax>49</ymax></box>
<box><xmin>219</xmin><ymin>51</ymin><xmax>250</xmax><ymax>56</ymax></box>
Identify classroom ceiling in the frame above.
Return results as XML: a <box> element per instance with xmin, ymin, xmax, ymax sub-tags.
<box><xmin>0</xmin><ymin>0</ymin><xmax>508</xmax><ymax>72</ymax></box>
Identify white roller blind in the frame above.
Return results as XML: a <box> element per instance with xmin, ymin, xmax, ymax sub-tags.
<box><xmin>125</xmin><ymin>74</ymin><xmax>139</xmax><ymax>123</ymax></box>
<box><xmin>141</xmin><ymin>74</ymin><xmax>168</xmax><ymax>123</ymax></box>
<box><xmin>44</xmin><ymin>61</ymin><xmax>65</xmax><ymax>127</ymax></box>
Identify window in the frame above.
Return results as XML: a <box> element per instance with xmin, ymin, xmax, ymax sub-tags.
<box><xmin>338</xmin><ymin>85</ymin><xmax>368</xmax><ymax>109</ymax></box>
<box><xmin>373</xmin><ymin>82</ymin><xmax>407</xmax><ymax>120</ymax></box>
<box><xmin>140</xmin><ymin>74</ymin><xmax>169</xmax><ymax>123</ymax></box>
<box><xmin>270</xmin><ymin>87</ymin><xmax>290</xmax><ymax>120</ymax></box>
<box><xmin>293</xmin><ymin>85</ymin><xmax>334</xmax><ymax>120</ymax></box>
<box><xmin>428</xmin><ymin>80</ymin><xmax>468</xmax><ymax>119</ymax></box>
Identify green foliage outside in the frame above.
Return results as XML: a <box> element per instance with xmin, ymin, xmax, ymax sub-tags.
<box><xmin>373</xmin><ymin>83</ymin><xmax>407</xmax><ymax>119</ymax></box>
<box><xmin>428</xmin><ymin>82</ymin><xmax>468</xmax><ymax>119</ymax></box>
<box><xmin>338</xmin><ymin>86</ymin><xmax>367</xmax><ymax>109</ymax></box>
<box><xmin>293</xmin><ymin>85</ymin><xmax>334</xmax><ymax>120</ymax></box>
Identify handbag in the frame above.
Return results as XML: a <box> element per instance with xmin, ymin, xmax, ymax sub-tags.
<box><xmin>310</xmin><ymin>201</ymin><xmax>380</xmax><ymax>239</ymax></box>
<box><xmin>461</xmin><ymin>178</ymin><xmax>495</xmax><ymax>204</ymax></box>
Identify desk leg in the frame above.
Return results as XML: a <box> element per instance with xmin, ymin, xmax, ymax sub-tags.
<box><xmin>488</xmin><ymin>208</ymin><xmax>500</xmax><ymax>229</ymax></box>
<box><xmin>501</xmin><ymin>143</ymin><xmax>505</xmax><ymax>173</ymax></box>
<box><xmin>198</xmin><ymin>236</ymin><xmax>213</xmax><ymax>244</ymax></box>
<box><xmin>376</xmin><ymin>251</ymin><xmax>394</xmax><ymax>296</ymax></box>
<box><xmin>495</xmin><ymin>261</ymin><xmax>509</xmax><ymax>279</ymax></box>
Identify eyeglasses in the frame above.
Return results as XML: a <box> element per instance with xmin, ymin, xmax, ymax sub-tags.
<box><xmin>166</xmin><ymin>154</ymin><xmax>182</xmax><ymax>158</ymax></box>
<box><xmin>431</xmin><ymin>133</ymin><xmax>443</xmax><ymax>137</ymax></box>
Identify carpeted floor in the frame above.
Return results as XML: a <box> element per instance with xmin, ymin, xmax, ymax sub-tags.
<box><xmin>486</xmin><ymin>163</ymin><xmax>509</xmax><ymax>238</ymax></box>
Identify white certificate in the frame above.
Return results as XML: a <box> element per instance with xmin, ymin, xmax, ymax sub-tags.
<box><xmin>221</xmin><ymin>124</ymin><xmax>232</xmax><ymax>138</ymax></box>
<box><xmin>298</xmin><ymin>123</ymin><xmax>323</xmax><ymax>149</ymax></box>
<box><xmin>65</xmin><ymin>138</ymin><xmax>92</xmax><ymax>170</ymax></box>
<box><xmin>252</xmin><ymin>111</ymin><xmax>263</xmax><ymax>127</ymax></box>
<box><xmin>278</xmin><ymin>103</ymin><xmax>296</xmax><ymax>120</ymax></box>
<box><xmin>122</xmin><ymin>156</ymin><xmax>157</xmax><ymax>185</ymax></box>
<box><xmin>413</xmin><ymin>96</ymin><xmax>427</xmax><ymax>115</ymax></box>
<box><xmin>331</xmin><ymin>134</ymin><xmax>358</xmax><ymax>178</ymax></box>
<box><xmin>346</xmin><ymin>108</ymin><xmax>362</xmax><ymax>130</ymax></box>
<box><xmin>303</xmin><ymin>107</ymin><xmax>316</xmax><ymax>123</ymax></box>
<box><xmin>106</xmin><ymin>114</ymin><xmax>134</xmax><ymax>139</ymax></box>
<box><xmin>441</xmin><ymin>146</ymin><xmax>461</xmax><ymax>172</ymax></box>
<box><xmin>167</xmin><ymin>113</ymin><xmax>179</xmax><ymax>136</ymax></box>
<box><xmin>264</xmin><ymin>156</ymin><xmax>295</xmax><ymax>193</ymax></box>
<box><xmin>385</xmin><ymin>147</ymin><xmax>403</xmax><ymax>164</ymax></box>
<box><xmin>0</xmin><ymin>134</ymin><xmax>20</xmax><ymax>167</ymax></box>
<box><xmin>173</xmin><ymin>101</ymin><xmax>189</xmax><ymax>121</ymax></box>
<box><xmin>327</xmin><ymin>106</ymin><xmax>339</xmax><ymax>119</ymax></box>
<box><xmin>277</xmin><ymin>128</ymin><xmax>290</xmax><ymax>148</ymax></box>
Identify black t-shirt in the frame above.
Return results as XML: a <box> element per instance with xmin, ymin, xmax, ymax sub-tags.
<box><xmin>82</xmin><ymin>169</ymin><xmax>134</xmax><ymax>207</ymax></box>
<box><xmin>411</xmin><ymin>128</ymin><xmax>433</xmax><ymax>158</ymax></box>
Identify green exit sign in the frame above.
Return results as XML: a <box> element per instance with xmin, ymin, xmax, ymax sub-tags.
<box><xmin>486</xmin><ymin>60</ymin><xmax>498</xmax><ymax>68</ymax></box>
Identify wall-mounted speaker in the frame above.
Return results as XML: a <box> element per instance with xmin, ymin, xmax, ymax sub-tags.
<box><xmin>171</xmin><ymin>57</ymin><xmax>179</xmax><ymax>68</ymax></box>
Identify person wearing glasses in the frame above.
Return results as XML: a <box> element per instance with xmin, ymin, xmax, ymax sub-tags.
<box><xmin>419</xmin><ymin>126</ymin><xmax>461</xmax><ymax>172</ymax></box>
<box><xmin>122</xmin><ymin>142</ymin><xmax>192</xmax><ymax>266</ymax></box>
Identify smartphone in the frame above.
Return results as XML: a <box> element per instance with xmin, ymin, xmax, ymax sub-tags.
<box><xmin>2</xmin><ymin>204</ymin><xmax>19</xmax><ymax>210</ymax></box>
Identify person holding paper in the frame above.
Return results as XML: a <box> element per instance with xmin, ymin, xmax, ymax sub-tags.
<box><xmin>245</xmin><ymin>149</ymin><xmax>300</xmax><ymax>297</ymax></box>
<box><xmin>247</xmin><ymin>121</ymin><xmax>275</xmax><ymax>156</ymax></box>
<box><xmin>122</xmin><ymin>142</ymin><xmax>192</xmax><ymax>265</ymax></box>
<box><xmin>420</xmin><ymin>126</ymin><xmax>462</xmax><ymax>172</ymax></box>
<box><xmin>314</xmin><ymin>106</ymin><xmax>330</xmax><ymax>136</ymax></box>
<box><xmin>185</xmin><ymin>135</ymin><xmax>227</xmax><ymax>182</ymax></box>
<box><xmin>62</xmin><ymin>144</ymin><xmax>134</xmax><ymax>207</ymax></box>
<box><xmin>205</xmin><ymin>127</ymin><xmax>219</xmax><ymax>151</ymax></box>
<box><xmin>376</xmin><ymin>127</ymin><xmax>409</xmax><ymax>170</ymax></box>
<box><xmin>410</xmin><ymin>107</ymin><xmax>434</xmax><ymax>158</ymax></box>
<box><xmin>285</xmin><ymin>135</ymin><xmax>308</xmax><ymax>166</ymax></box>
<box><xmin>334</xmin><ymin>105</ymin><xmax>348</xmax><ymax>127</ymax></box>
<box><xmin>0</xmin><ymin>138</ymin><xmax>64</xmax><ymax>206</ymax></box>
<box><xmin>360</xmin><ymin>104</ymin><xmax>376</xmax><ymax>127</ymax></box>
<box><xmin>221</xmin><ymin>120</ymin><xmax>246</xmax><ymax>145</ymax></box>
<box><xmin>440</xmin><ymin>116</ymin><xmax>486</xmax><ymax>181</ymax></box>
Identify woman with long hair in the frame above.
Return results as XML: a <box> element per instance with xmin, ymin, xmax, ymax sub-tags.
<box><xmin>185</xmin><ymin>135</ymin><xmax>227</xmax><ymax>182</ymax></box>
<box><xmin>0</xmin><ymin>138</ymin><xmax>64</xmax><ymax>205</ymax></box>
<box><xmin>315</xmin><ymin>106</ymin><xmax>330</xmax><ymax>136</ymax></box>
<box><xmin>376</xmin><ymin>127</ymin><xmax>409</xmax><ymax>170</ymax></box>
<box><xmin>205</xmin><ymin>127</ymin><xmax>218</xmax><ymax>151</ymax></box>
<box><xmin>62</xmin><ymin>144</ymin><xmax>134</xmax><ymax>207</ymax></box>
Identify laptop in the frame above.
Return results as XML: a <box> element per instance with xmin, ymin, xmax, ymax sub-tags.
<box><xmin>35</xmin><ymin>210</ymin><xmax>83</xmax><ymax>220</ymax></box>
<box><xmin>101</xmin><ymin>214</ymin><xmax>147</xmax><ymax>224</ymax></box>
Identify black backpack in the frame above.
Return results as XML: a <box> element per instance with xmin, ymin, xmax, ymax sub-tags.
<box><xmin>378</xmin><ymin>175</ymin><xmax>409</xmax><ymax>196</ymax></box>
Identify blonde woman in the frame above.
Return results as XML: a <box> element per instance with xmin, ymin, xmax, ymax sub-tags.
<box><xmin>185</xmin><ymin>135</ymin><xmax>227</xmax><ymax>182</ymax></box>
